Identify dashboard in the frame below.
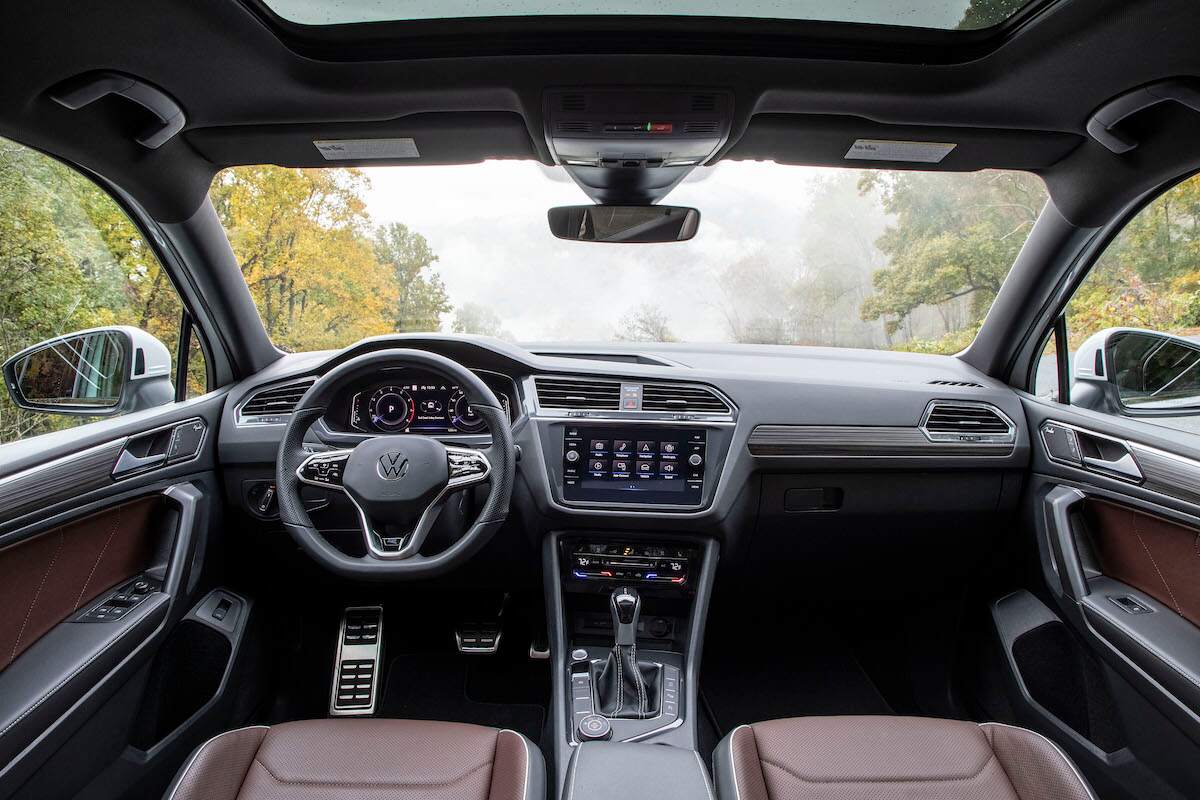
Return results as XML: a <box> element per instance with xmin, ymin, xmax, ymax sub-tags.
<box><xmin>328</xmin><ymin>370</ymin><xmax>514</xmax><ymax>435</ymax></box>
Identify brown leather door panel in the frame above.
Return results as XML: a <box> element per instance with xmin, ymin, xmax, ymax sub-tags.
<box><xmin>1084</xmin><ymin>497</ymin><xmax>1200</xmax><ymax>628</ymax></box>
<box><xmin>0</xmin><ymin>495</ymin><xmax>162</xmax><ymax>671</ymax></box>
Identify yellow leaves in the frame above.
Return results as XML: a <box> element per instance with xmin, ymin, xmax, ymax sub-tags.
<box><xmin>212</xmin><ymin>166</ymin><xmax>401</xmax><ymax>351</ymax></box>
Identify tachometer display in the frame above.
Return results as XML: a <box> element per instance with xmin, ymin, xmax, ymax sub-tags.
<box><xmin>369</xmin><ymin>385</ymin><xmax>414</xmax><ymax>431</ymax></box>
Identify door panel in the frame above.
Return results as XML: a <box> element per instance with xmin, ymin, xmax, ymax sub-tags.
<box><xmin>1009</xmin><ymin>394</ymin><xmax>1200</xmax><ymax>799</ymax></box>
<box><xmin>1085</xmin><ymin>499</ymin><xmax>1200</xmax><ymax>628</ymax></box>
<box><xmin>0</xmin><ymin>496</ymin><xmax>162</xmax><ymax>671</ymax></box>
<box><xmin>0</xmin><ymin>391</ymin><xmax>249</xmax><ymax>800</ymax></box>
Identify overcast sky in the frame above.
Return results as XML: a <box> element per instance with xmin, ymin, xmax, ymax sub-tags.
<box><xmin>361</xmin><ymin>161</ymin><xmax>841</xmax><ymax>342</ymax></box>
<box><xmin>268</xmin><ymin>0</ymin><xmax>980</xmax><ymax>29</ymax></box>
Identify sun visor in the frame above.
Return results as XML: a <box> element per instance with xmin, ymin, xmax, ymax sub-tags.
<box><xmin>185</xmin><ymin>111</ymin><xmax>538</xmax><ymax>168</ymax></box>
<box><xmin>724</xmin><ymin>114</ymin><xmax>1081</xmax><ymax>172</ymax></box>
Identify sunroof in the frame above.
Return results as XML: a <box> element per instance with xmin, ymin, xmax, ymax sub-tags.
<box><xmin>259</xmin><ymin>0</ymin><xmax>1037</xmax><ymax>31</ymax></box>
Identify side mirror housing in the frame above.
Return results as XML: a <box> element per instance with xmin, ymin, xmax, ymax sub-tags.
<box><xmin>2</xmin><ymin>326</ymin><xmax>173</xmax><ymax>416</ymax></box>
<box><xmin>1073</xmin><ymin>327</ymin><xmax>1200</xmax><ymax>416</ymax></box>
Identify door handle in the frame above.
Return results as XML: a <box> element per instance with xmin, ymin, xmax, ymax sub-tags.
<box><xmin>1082</xmin><ymin>451</ymin><xmax>1143</xmax><ymax>482</ymax></box>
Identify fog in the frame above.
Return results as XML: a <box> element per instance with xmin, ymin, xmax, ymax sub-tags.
<box><xmin>362</xmin><ymin>161</ymin><xmax>896</xmax><ymax>345</ymax></box>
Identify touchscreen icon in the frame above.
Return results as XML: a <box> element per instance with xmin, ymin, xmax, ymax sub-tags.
<box><xmin>613</xmin><ymin>440</ymin><xmax>632</xmax><ymax>453</ymax></box>
<box><xmin>661</xmin><ymin>441</ymin><xmax>678</xmax><ymax>455</ymax></box>
<box><xmin>637</xmin><ymin>441</ymin><xmax>656</xmax><ymax>455</ymax></box>
<box><xmin>636</xmin><ymin>460</ymin><xmax>655</xmax><ymax>475</ymax></box>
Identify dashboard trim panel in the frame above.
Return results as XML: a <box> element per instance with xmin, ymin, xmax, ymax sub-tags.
<box><xmin>747</xmin><ymin>424</ymin><xmax>1017</xmax><ymax>458</ymax></box>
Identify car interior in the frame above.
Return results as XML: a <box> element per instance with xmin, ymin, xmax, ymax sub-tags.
<box><xmin>6</xmin><ymin>1</ymin><xmax>1200</xmax><ymax>799</ymax></box>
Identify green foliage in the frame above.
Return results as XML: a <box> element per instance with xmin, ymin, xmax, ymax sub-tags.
<box><xmin>958</xmin><ymin>0</ymin><xmax>1029</xmax><ymax>29</ymax></box>
<box><xmin>859</xmin><ymin>170</ymin><xmax>1046</xmax><ymax>345</ymax></box>
<box><xmin>374</xmin><ymin>222</ymin><xmax>451</xmax><ymax>333</ymax></box>
<box><xmin>452</xmin><ymin>301</ymin><xmax>511</xmax><ymax>339</ymax></box>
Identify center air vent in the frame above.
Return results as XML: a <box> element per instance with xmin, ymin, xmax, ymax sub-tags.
<box><xmin>560</xmin><ymin>94</ymin><xmax>587</xmax><ymax>112</ymax></box>
<box><xmin>239</xmin><ymin>379</ymin><xmax>314</xmax><ymax>422</ymax></box>
<box><xmin>691</xmin><ymin>94</ymin><xmax>717</xmax><ymax>112</ymax></box>
<box><xmin>921</xmin><ymin>401</ymin><xmax>1014</xmax><ymax>442</ymax></box>
<box><xmin>534</xmin><ymin>377</ymin><xmax>621</xmax><ymax>410</ymax></box>
<box><xmin>641</xmin><ymin>383</ymin><xmax>731</xmax><ymax>414</ymax></box>
<box><xmin>556</xmin><ymin>121</ymin><xmax>592</xmax><ymax>134</ymax></box>
<box><xmin>683</xmin><ymin>121</ymin><xmax>719</xmax><ymax>134</ymax></box>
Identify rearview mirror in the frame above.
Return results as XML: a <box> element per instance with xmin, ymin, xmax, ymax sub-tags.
<box><xmin>547</xmin><ymin>205</ymin><xmax>700</xmax><ymax>243</ymax></box>
<box><xmin>2</xmin><ymin>326</ymin><xmax>173</xmax><ymax>416</ymax></box>
<box><xmin>1074</xmin><ymin>327</ymin><xmax>1200</xmax><ymax>415</ymax></box>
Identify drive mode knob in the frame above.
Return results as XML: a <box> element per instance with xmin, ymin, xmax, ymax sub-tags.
<box><xmin>578</xmin><ymin>714</ymin><xmax>611</xmax><ymax>741</ymax></box>
<box><xmin>688</xmin><ymin>453</ymin><xmax>703</xmax><ymax>466</ymax></box>
<box><xmin>566</xmin><ymin>450</ymin><xmax>581</xmax><ymax>462</ymax></box>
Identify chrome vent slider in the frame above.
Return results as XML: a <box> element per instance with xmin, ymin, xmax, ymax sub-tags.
<box><xmin>919</xmin><ymin>400</ymin><xmax>1016</xmax><ymax>444</ymax></box>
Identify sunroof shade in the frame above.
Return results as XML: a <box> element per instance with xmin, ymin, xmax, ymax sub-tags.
<box><xmin>260</xmin><ymin>0</ymin><xmax>1037</xmax><ymax>31</ymax></box>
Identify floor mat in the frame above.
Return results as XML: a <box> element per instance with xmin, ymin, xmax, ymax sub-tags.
<box><xmin>701</xmin><ymin>625</ymin><xmax>892</xmax><ymax>735</ymax></box>
<box><xmin>379</xmin><ymin>653</ymin><xmax>546</xmax><ymax>742</ymax></box>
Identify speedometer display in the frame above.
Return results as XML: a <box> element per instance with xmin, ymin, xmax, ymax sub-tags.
<box><xmin>347</xmin><ymin>371</ymin><xmax>511</xmax><ymax>434</ymax></box>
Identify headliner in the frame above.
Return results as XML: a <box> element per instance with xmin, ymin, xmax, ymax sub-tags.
<box><xmin>2</xmin><ymin>0</ymin><xmax>1198</xmax><ymax>227</ymax></box>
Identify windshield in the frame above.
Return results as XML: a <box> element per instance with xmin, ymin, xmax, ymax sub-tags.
<box><xmin>212</xmin><ymin>162</ymin><xmax>1046</xmax><ymax>355</ymax></box>
<box><xmin>261</xmin><ymin>0</ymin><xmax>1035</xmax><ymax>31</ymax></box>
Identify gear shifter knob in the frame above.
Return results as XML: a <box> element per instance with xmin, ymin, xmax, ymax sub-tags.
<box><xmin>611</xmin><ymin>587</ymin><xmax>640</xmax><ymax>646</ymax></box>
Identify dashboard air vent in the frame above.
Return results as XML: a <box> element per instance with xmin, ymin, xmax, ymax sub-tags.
<box><xmin>922</xmin><ymin>401</ymin><xmax>1012</xmax><ymax>439</ymax></box>
<box><xmin>535</xmin><ymin>377</ymin><xmax>621</xmax><ymax>410</ymax></box>
<box><xmin>641</xmin><ymin>383</ymin><xmax>731</xmax><ymax>414</ymax></box>
<box><xmin>928</xmin><ymin>379</ymin><xmax>983</xmax><ymax>388</ymax></box>
<box><xmin>240</xmin><ymin>379</ymin><xmax>314</xmax><ymax>419</ymax></box>
<box><xmin>556</xmin><ymin>121</ymin><xmax>592</xmax><ymax>134</ymax></box>
<box><xmin>691</xmin><ymin>93</ymin><xmax>717</xmax><ymax>112</ymax></box>
<box><xmin>683</xmin><ymin>121</ymin><xmax>719</xmax><ymax>134</ymax></box>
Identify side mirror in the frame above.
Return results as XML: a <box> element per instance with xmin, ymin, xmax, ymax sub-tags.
<box><xmin>1073</xmin><ymin>327</ymin><xmax>1200</xmax><ymax>415</ymax></box>
<box><xmin>547</xmin><ymin>205</ymin><xmax>700</xmax><ymax>243</ymax></box>
<box><xmin>2</xmin><ymin>326</ymin><xmax>172</xmax><ymax>416</ymax></box>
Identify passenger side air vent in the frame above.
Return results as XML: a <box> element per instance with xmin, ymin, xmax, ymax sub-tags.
<box><xmin>641</xmin><ymin>383</ymin><xmax>731</xmax><ymax>414</ymax></box>
<box><xmin>928</xmin><ymin>379</ymin><xmax>984</xmax><ymax>388</ymax></box>
<box><xmin>238</xmin><ymin>379</ymin><xmax>315</xmax><ymax>423</ymax></box>
<box><xmin>534</xmin><ymin>377</ymin><xmax>621</xmax><ymax>410</ymax></box>
<box><xmin>921</xmin><ymin>401</ymin><xmax>1014</xmax><ymax>442</ymax></box>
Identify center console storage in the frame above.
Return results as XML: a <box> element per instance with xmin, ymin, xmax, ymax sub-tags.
<box><xmin>563</xmin><ymin>742</ymin><xmax>714</xmax><ymax>800</ymax></box>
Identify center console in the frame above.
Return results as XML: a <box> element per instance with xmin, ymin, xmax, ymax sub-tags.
<box><xmin>543</xmin><ymin>531</ymin><xmax>718</xmax><ymax>796</ymax></box>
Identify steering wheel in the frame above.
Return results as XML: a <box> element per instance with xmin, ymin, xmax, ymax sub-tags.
<box><xmin>275</xmin><ymin>349</ymin><xmax>515</xmax><ymax>580</ymax></box>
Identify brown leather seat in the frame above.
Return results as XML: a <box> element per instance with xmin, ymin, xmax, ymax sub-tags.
<box><xmin>163</xmin><ymin>719</ymin><xmax>544</xmax><ymax>800</ymax></box>
<box><xmin>713</xmin><ymin>716</ymin><xmax>1096</xmax><ymax>800</ymax></box>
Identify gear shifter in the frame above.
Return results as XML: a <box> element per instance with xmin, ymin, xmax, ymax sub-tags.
<box><xmin>594</xmin><ymin>587</ymin><xmax>662</xmax><ymax>719</ymax></box>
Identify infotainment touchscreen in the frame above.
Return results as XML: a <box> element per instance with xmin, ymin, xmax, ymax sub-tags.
<box><xmin>561</xmin><ymin>425</ymin><xmax>706</xmax><ymax>505</ymax></box>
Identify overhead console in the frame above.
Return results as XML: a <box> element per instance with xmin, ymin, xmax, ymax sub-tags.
<box><xmin>544</xmin><ymin>88</ymin><xmax>734</xmax><ymax>204</ymax></box>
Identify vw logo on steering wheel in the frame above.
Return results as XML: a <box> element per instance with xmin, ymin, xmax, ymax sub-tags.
<box><xmin>377</xmin><ymin>451</ymin><xmax>410</xmax><ymax>481</ymax></box>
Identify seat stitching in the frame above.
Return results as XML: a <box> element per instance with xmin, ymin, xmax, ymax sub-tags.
<box><xmin>499</xmin><ymin>729</ymin><xmax>530</xmax><ymax>800</ymax></box>
<box><xmin>252</xmin><ymin>755</ymin><xmax>494</xmax><ymax>787</ymax></box>
<box><xmin>165</xmin><ymin>726</ymin><xmax>269</xmax><ymax>800</ymax></box>
<box><xmin>759</xmin><ymin>752</ymin><xmax>997</xmax><ymax>785</ymax></box>
<box><xmin>1131</xmin><ymin>516</ymin><xmax>1183</xmax><ymax>616</ymax></box>
<box><xmin>73</xmin><ymin>505</ymin><xmax>123</xmax><ymax>610</ymax></box>
<box><xmin>9</xmin><ymin>529</ymin><xmax>64</xmax><ymax>665</ymax></box>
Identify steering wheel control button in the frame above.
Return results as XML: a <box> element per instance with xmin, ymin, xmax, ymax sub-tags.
<box><xmin>298</xmin><ymin>451</ymin><xmax>350</xmax><ymax>487</ymax></box>
<box><xmin>578</xmin><ymin>714</ymin><xmax>612</xmax><ymax>741</ymax></box>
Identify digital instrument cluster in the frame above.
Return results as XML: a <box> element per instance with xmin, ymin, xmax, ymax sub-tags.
<box><xmin>346</xmin><ymin>372</ymin><xmax>511</xmax><ymax>435</ymax></box>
